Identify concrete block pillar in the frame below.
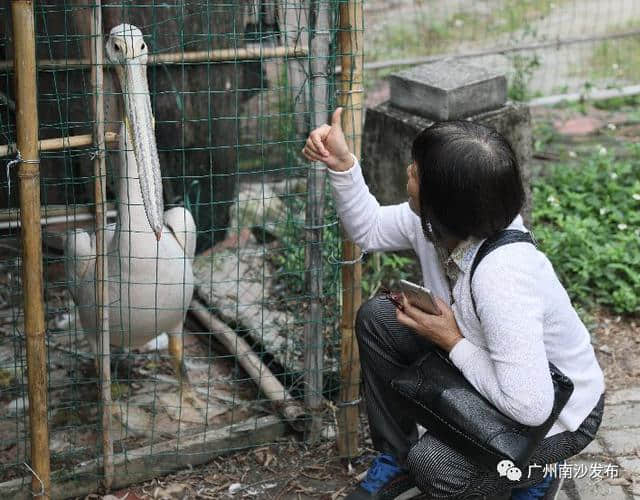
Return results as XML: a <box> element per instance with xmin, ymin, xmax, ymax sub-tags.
<box><xmin>362</xmin><ymin>60</ymin><xmax>533</xmax><ymax>225</ymax></box>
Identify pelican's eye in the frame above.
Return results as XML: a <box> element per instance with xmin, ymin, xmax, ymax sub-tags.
<box><xmin>140</xmin><ymin>43</ymin><xmax>146</xmax><ymax>51</ymax></box>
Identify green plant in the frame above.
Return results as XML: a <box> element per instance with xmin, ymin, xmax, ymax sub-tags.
<box><xmin>270</xmin><ymin>193</ymin><xmax>341</xmax><ymax>300</ymax></box>
<box><xmin>367</xmin><ymin>1</ymin><xmax>564</xmax><ymax>64</ymax></box>
<box><xmin>501</xmin><ymin>0</ymin><xmax>560</xmax><ymax>32</ymax></box>
<box><xmin>532</xmin><ymin>145</ymin><xmax>640</xmax><ymax>315</ymax></box>
<box><xmin>533</xmin><ymin>120</ymin><xmax>560</xmax><ymax>153</ymax></box>
<box><xmin>551</xmin><ymin>94</ymin><xmax>590</xmax><ymax>115</ymax></box>
<box><xmin>361</xmin><ymin>252</ymin><xmax>415</xmax><ymax>298</ymax></box>
<box><xmin>271</xmin><ymin>195</ymin><xmax>417</xmax><ymax>302</ymax></box>
<box><xmin>590</xmin><ymin>34</ymin><xmax>640</xmax><ymax>84</ymax></box>
<box><xmin>593</xmin><ymin>94</ymin><xmax>640</xmax><ymax>111</ymax></box>
<box><xmin>508</xmin><ymin>53</ymin><xmax>540</xmax><ymax>102</ymax></box>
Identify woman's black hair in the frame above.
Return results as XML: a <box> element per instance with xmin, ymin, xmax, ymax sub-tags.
<box><xmin>411</xmin><ymin>120</ymin><xmax>525</xmax><ymax>241</ymax></box>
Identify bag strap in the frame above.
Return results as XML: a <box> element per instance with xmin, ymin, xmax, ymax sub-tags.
<box><xmin>469</xmin><ymin>229</ymin><xmax>536</xmax><ymax>314</ymax></box>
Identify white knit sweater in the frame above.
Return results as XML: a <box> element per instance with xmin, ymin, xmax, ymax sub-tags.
<box><xmin>328</xmin><ymin>159</ymin><xmax>605</xmax><ymax>437</ymax></box>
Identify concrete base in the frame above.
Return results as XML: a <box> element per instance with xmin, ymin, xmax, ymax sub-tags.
<box><xmin>389</xmin><ymin>60</ymin><xmax>507</xmax><ymax>120</ymax></box>
<box><xmin>361</xmin><ymin>101</ymin><xmax>533</xmax><ymax>226</ymax></box>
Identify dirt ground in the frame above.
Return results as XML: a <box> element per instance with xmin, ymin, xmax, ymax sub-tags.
<box><xmin>102</xmin><ymin>434</ymin><xmax>372</xmax><ymax>500</ymax></box>
<box><xmin>592</xmin><ymin>311</ymin><xmax>640</xmax><ymax>392</ymax></box>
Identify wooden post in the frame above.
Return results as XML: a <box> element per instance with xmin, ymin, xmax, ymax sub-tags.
<box><xmin>304</xmin><ymin>0</ymin><xmax>331</xmax><ymax>440</ymax></box>
<box><xmin>10</xmin><ymin>1</ymin><xmax>52</xmax><ymax>497</ymax></box>
<box><xmin>337</xmin><ymin>0</ymin><xmax>364</xmax><ymax>459</ymax></box>
<box><xmin>89</xmin><ymin>1</ymin><xmax>114</xmax><ymax>489</ymax></box>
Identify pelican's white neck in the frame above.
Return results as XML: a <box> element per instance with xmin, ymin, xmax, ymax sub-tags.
<box><xmin>116</xmin><ymin>120</ymin><xmax>149</xmax><ymax>232</ymax></box>
<box><xmin>115</xmin><ymin>60</ymin><xmax>164</xmax><ymax>237</ymax></box>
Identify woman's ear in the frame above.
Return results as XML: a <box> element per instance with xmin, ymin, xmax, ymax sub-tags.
<box><xmin>422</xmin><ymin>207</ymin><xmax>461</xmax><ymax>250</ymax></box>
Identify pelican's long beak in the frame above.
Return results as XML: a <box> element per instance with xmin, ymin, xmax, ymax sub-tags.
<box><xmin>121</xmin><ymin>58</ymin><xmax>164</xmax><ymax>240</ymax></box>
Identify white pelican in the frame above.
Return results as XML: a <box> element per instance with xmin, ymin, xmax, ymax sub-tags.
<box><xmin>65</xmin><ymin>24</ymin><xmax>199</xmax><ymax>409</ymax></box>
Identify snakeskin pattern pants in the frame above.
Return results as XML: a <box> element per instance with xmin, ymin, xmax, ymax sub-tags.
<box><xmin>355</xmin><ymin>295</ymin><xmax>605</xmax><ymax>499</ymax></box>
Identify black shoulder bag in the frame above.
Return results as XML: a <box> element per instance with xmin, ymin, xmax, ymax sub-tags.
<box><xmin>390</xmin><ymin>230</ymin><xmax>574</xmax><ymax>470</ymax></box>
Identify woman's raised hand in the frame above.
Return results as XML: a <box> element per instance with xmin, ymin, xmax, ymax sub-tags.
<box><xmin>301</xmin><ymin>107</ymin><xmax>354</xmax><ymax>172</ymax></box>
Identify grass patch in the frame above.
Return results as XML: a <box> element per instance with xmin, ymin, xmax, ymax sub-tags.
<box><xmin>532</xmin><ymin>145</ymin><xmax>640</xmax><ymax>315</ymax></box>
<box><xmin>592</xmin><ymin>94</ymin><xmax>640</xmax><ymax>111</ymax></box>
<box><xmin>589</xmin><ymin>33</ymin><xmax>640</xmax><ymax>85</ymax></box>
<box><xmin>366</xmin><ymin>0</ymin><xmax>562</xmax><ymax>63</ymax></box>
<box><xmin>532</xmin><ymin>119</ymin><xmax>561</xmax><ymax>152</ymax></box>
<box><xmin>508</xmin><ymin>53</ymin><xmax>541</xmax><ymax>101</ymax></box>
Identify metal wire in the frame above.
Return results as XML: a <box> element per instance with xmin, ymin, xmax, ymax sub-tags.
<box><xmin>4</xmin><ymin>151</ymin><xmax>40</xmax><ymax>199</ymax></box>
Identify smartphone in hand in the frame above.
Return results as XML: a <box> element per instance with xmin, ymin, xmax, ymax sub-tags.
<box><xmin>399</xmin><ymin>279</ymin><xmax>442</xmax><ymax>315</ymax></box>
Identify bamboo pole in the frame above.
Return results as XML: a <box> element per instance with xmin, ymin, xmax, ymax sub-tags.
<box><xmin>0</xmin><ymin>131</ymin><xmax>118</xmax><ymax>157</ymax></box>
<box><xmin>303</xmin><ymin>0</ymin><xmax>331</xmax><ymax>441</ymax></box>
<box><xmin>11</xmin><ymin>1</ymin><xmax>51</xmax><ymax>498</ymax></box>
<box><xmin>336</xmin><ymin>0</ymin><xmax>364</xmax><ymax>459</ymax></box>
<box><xmin>0</xmin><ymin>203</ymin><xmax>117</xmax><ymax>222</ymax></box>
<box><xmin>89</xmin><ymin>1</ymin><xmax>114</xmax><ymax>489</ymax></box>
<box><xmin>190</xmin><ymin>301</ymin><xmax>308</xmax><ymax>431</ymax></box>
<box><xmin>0</xmin><ymin>46</ymin><xmax>309</xmax><ymax>72</ymax></box>
<box><xmin>0</xmin><ymin>209</ymin><xmax>118</xmax><ymax>230</ymax></box>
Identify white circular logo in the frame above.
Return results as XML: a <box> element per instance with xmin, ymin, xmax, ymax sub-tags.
<box><xmin>497</xmin><ymin>460</ymin><xmax>522</xmax><ymax>481</ymax></box>
<box><xmin>496</xmin><ymin>460</ymin><xmax>515</xmax><ymax>477</ymax></box>
<box><xmin>506</xmin><ymin>467</ymin><xmax>522</xmax><ymax>481</ymax></box>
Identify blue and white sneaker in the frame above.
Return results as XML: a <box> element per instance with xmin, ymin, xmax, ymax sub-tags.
<box><xmin>345</xmin><ymin>454</ymin><xmax>423</xmax><ymax>500</ymax></box>
<box><xmin>510</xmin><ymin>467</ymin><xmax>564</xmax><ymax>500</ymax></box>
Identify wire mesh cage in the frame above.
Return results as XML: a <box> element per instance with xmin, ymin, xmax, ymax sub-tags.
<box><xmin>7</xmin><ymin>0</ymin><xmax>636</xmax><ymax>497</ymax></box>
<box><xmin>0</xmin><ymin>1</ymin><xmax>363</xmax><ymax>496</ymax></box>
